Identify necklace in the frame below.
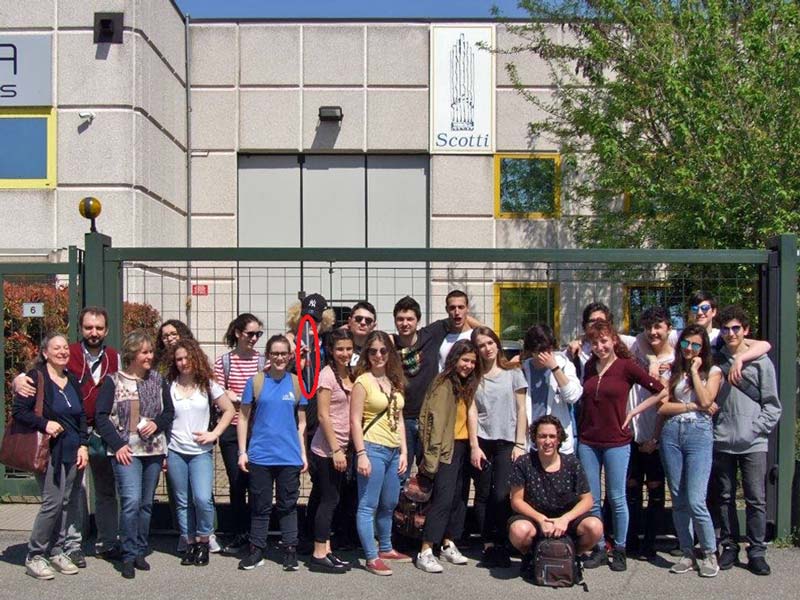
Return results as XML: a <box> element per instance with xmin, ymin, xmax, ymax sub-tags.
<box><xmin>373</xmin><ymin>374</ymin><xmax>400</xmax><ymax>432</ymax></box>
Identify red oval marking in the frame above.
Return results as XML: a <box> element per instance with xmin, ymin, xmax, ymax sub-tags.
<box><xmin>295</xmin><ymin>314</ymin><xmax>320</xmax><ymax>400</ymax></box>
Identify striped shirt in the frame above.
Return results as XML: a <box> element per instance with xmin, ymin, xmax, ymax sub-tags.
<box><xmin>213</xmin><ymin>351</ymin><xmax>264</xmax><ymax>426</ymax></box>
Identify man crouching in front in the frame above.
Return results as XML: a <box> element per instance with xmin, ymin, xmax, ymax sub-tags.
<box><xmin>507</xmin><ymin>415</ymin><xmax>603</xmax><ymax>578</ymax></box>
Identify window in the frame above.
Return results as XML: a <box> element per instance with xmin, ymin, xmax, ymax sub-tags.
<box><xmin>494</xmin><ymin>283</ymin><xmax>560</xmax><ymax>342</ymax></box>
<box><xmin>494</xmin><ymin>153</ymin><xmax>560</xmax><ymax>218</ymax></box>
<box><xmin>0</xmin><ymin>107</ymin><xmax>56</xmax><ymax>188</ymax></box>
<box><xmin>623</xmin><ymin>284</ymin><xmax>686</xmax><ymax>335</ymax></box>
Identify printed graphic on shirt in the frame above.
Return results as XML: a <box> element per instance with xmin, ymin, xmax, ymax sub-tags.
<box><xmin>398</xmin><ymin>345</ymin><xmax>423</xmax><ymax>377</ymax></box>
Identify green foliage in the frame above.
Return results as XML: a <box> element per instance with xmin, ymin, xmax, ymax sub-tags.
<box><xmin>504</xmin><ymin>0</ymin><xmax>800</xmax><ymax>250</ymax></box>
<box><xmin>500</xmin><ymin>156</ymin><xmax>556</xmax><ymax>213</ymax></box>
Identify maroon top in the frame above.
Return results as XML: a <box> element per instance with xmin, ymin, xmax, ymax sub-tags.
<box><xmin>579</xmin><ymin>356</ymin><xmax>663</xmax><ymax>448</ymax></box>
<box><xmin>67</xmin><ymin>342</ymin><xmax>119</xmax><ymax>426</ymax></box>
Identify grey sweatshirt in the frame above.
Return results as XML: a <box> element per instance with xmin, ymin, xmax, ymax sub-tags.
<box><xmin>713</xmin><ymin>350</ymin><xmax>782</xmax><ymax>454</ymax></box>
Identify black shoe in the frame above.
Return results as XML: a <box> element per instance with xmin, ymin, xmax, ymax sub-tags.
<box><xmin>719</xmin><ymin>546</ymin><xmax>738</xmax><ymax>570</ymax></box>
<box><xmin>181</xmin><ymin>544</ymin><xmax>197</xmax><ymax>566</ymax></box>
<box><xmin>121</xmin><ymin>560</ymin><xmax>135</xmax><ymax>579</ymax></box>
<box><xmin>494</xmin><ymin>545</ymin><xmax>511</xmax><ymax>568</ymax></box>
<box><xmin>134</xmin><ymin>555</ymin><xmax>150</xmax><ymax>571</ymax></box>
<box><xmin>609</xmin><ymin>548</ymin><xmax>627</xmax><ymax>572</ymax></box>
<box><xmin>67</xmin><ymin>549</ymin><xmax>87</xmax><ymax>568</ymax></box>
<box><xmin>748</xmin><ymin>556</ymin><xmax>771</xmax><ymax>576</ymax></box>
<box><xmin>328</xmin><ymin>553</ymin><xmax>352</xmax><ymax>571</ymax></box>
<box><xmin>238</xmin><ymin>546</ymin><xmax>265</xmax><ymax>570</ymax></box>
<box><xmin>520</xmin><ymin>552</ymin><xmax>534</xmax><ymax>579</ymax></box>
<box><xmin>194</xmin><ymin>542</ymin><xmax>210</xmax><ymax>567</ymax></box>
<box><xmin>97</xmin><ymin>544</ymin><xmax>123</xmax><ymax>561</ymax></box>
<box><xmin>309</xmin><ymin>554</ymin><xmax>347</xmax><ymax>574</ymax></box>
<box><xmin>222</xmin><ymin>534</ymin><xmax>249</xmax><ymax>556</ymax></box>
<box><xmin>639</xmin><ymin>544</ymin><xmax>657</xmax><ymax>560</ymax></box>
<box><xmin>581</xmin><ymin>547</ymin><xmax>607</xmax><ymax>569</ymax></box>
<box><xmin>283</xmin><ymin>546</ymin><xmax>299</xmax><ymax>571</ymax></box>
<box><xmin>479</xmin><ymin>545</ymin><xmax>497</xmax><ymax>567</ymax></box>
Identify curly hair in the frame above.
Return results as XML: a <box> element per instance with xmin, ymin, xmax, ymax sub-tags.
<box><xmin>167</xmin><ymin>338</ymin><xmax>215</xmax><ymax>396</ymax></box>
<box><xmin>431</xmin><ymin>339</ymin><xmax>481</xmax><ymax>405</ymax></box>
<box><xmin>530</xmin><ymin>414</ymin><xmax>568</xmax><ymax>449</ymax></box>
<box><xmin>354</xmin><ymin>330</ymin><xmax>406</xmax><ymax>393</ymax></box>
<box><xmin>285</xmin><ymin>301</ymin><xmax>336</xmax><ymax>333</ymax></box>
<box><xmin>584</xmin><ymin>320</ymin><xmax>632</xmax><ymax>360</ymax></box>
<box><xmin>154</xmin><ymin>319</ymin><xmax>194</xmax><ymax>372</ymax></box>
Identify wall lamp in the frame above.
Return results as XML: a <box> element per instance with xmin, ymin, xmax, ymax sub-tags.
<box><xmin>319</xmin><ymin>106</ymin><xmax>343</xmax><ymax>122</ymax></box>
<box><xmin>94</xmin><ymin>12</ymin><xmax>124</xmax><ymax>44</ymax></box>
<box><xmin>78</xmin><ymin>111</ymin><xmax>95</xmax><ymax>124</ymax></box>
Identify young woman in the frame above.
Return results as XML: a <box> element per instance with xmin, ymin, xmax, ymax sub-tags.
<box><xmin>237</xmin><ymin>335</ymin><xmax>308</xmax><ymax>572</ymax></box>
<box><xmin>468</xmin><ymin>326</ymin><xmax>528</xmax><ymax>568</ymax></box>
<box><xmin>658</xmin><ymin>324</ymin><xmax>722</xmax><ymax>577</ymax></box>
<box><xmin>153</xmin><ymin>319</ymin><xmax>194</xmax><ymax>375</ymax></box>
<box><xmin>577</xmin><ymin>320</ymin><xmax>665</xmax><ymax>573</ymax></box>
<box><xmin>14</xmin><ymin>333</ymin><xmax>89</xmax><ymax>580</ymax></box>
<box><xmin>415</xmin><ymin>340</ymin><xmax>482</xmax><ymax>573</ymax></box>
<box><xmin>214</xmin><ymin>313</ymin><xmax>265</xmax><ymax>555</ymax></box>
<box><xmin>95</xmin><ymin>330</ymin><xmax>174</xmax><ymax>579</ymax></box>
<box><xmin>350</xmin><ymin>330</ymin><xmax>409</xmax><ymax>576</ymax></box>
<box><xmin>166</xmin><ymin>339</ymin><xmax>235</xmax><ymax>566</ymax></box>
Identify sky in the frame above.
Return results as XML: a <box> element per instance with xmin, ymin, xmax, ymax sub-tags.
<box><xmin>174</xmin><ymin>0</ymin><xmax>530</xmax><ymax>19</ymax></box>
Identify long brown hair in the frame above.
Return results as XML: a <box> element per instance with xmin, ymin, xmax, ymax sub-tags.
<box><xmin>168</xmin><ymin>338</ymin><xmax>215</xmax><ymax>397</ymax></box>
<box><xmin>355</xmin><ymin>330</ymin><xmax>406</xmax><ymax>394</ymax></box>
<box><xmin>431</xmin><ymin>339</ymin><xmax>481</xmax><ymax>405</ymax></box>
<box><xmin>470</xmin><ymin>326</ymin><xmax>515</xmax><ymax>370</ymax></box>
<box><xmin>669</xmin><ymin>324</ymin><xmax>713</xmax><ymax>394</ymax></box>
<box><xmin>584</xmin><ymin>320</ymin><xmax>632</xmax><ymax>360</ymax></box>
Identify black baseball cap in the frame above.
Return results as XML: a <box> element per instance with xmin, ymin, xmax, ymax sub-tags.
<box><xmin>301</xmin><ymin>293</ymin><xmax>328</xmax><ymax>322</ymax></box>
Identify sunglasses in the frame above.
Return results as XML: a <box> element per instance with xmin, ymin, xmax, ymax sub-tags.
<box><xmin>720</xmin><ymin>325</ymin><xmax>743</xmax><ymax>335</ymax></box>
<box><xmin>353</xmin><ymin>315</ymin><xmax>375</xmax><ymax>326</ymax></box>
<box><xmin>690</xmin><ymin>303</ymin><xmax>713</xmax><ymax>314</ymax></box>
<box><xmin>679</xmin><ymin>340</ymin><xmax>702</xmax><ymax>352</ymax></box>
<box><xmin>243</xmin><ymin>331</ymin><xmax>264</xmax><ymax>339</ymax></box>
<box><xmin>368</xmin><ymin>347</ymin><xmax>389</xmax><ymax>357</ymax></box>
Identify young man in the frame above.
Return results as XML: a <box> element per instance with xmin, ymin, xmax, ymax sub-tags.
<box><xmin>346</xmin><ymin>301</ymin><xmax>377</xmax><ymax>365</ymax></box>
<box><xmin>437</xmin><ymin>290</ymin><xmax>475</xmax><ymax>371</ymax></box>
<box><xmin>712</xmin><ymin>306</ymin><xmax>782</xmax><ymax>576</ymax></box>
<box><xmin>13</xmin><ymin>307</ymin><xmax>121</xmax><ymax>564</ymax></box>
<box><xmin>508</xmin><ymin>415</ymin><xmax>604</xmax><ymax>579</ymax></box>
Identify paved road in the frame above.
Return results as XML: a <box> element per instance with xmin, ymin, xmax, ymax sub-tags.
<box><xmin>0</xmin><ymin>531</ymin><xmax>798</xmax><ymax>600</ymax></box>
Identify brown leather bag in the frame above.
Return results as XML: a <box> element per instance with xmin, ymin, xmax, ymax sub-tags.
<box><xmin>0</xmin><ymin>371</ymin><xmax>51</xmax><ymax>474</ymax></box>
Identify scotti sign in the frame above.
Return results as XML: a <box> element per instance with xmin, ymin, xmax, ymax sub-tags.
<box><xmin>0</xmin><ymin>35</ymin><xmax>52</xmax><ymax>106</ymax></box>
<box><xmin>430</xmin><ymin>25</ymin><xmax>495</xmax><ymax>154</ymax></box>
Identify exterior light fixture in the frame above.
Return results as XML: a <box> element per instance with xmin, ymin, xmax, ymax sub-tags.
<box><xmin>319</xmin><ymin>106</ymin><xmax>343</xmax><ymax>122</ymax></box>
<box><xmin>94</xmin><ymin>13</ymin><xmax>124</xmax><ymax>44</ymax></box>
<box><xmin>79</xmin><ymin>197</ymin><xmax>102</xmax><ymax>232</ymax></box>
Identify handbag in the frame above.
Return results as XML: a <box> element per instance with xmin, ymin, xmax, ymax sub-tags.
<box><xmin>0</xmin><ymin>371</ymin><xmax>51</xmax><ymax>474</ymax></box>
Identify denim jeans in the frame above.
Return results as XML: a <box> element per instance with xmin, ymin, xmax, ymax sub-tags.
<box><xmin>356</xmin><ymin>442</ymin><xmax>401</xmax><ymax>560</ymax></box>
<box><xmin>578</xmin><ymin>442</ymin><xmax>631</xmax><ymax>548</ymax></box>
<box><xmin>112</xmin><ymin>455</ymin><xmax>162</xmax><ymax>561</ymax></box>
<box><xmin>402</xmin><ymin>417</ymin><xmax>420</xmax><ymax>482</ymax></box>
<box><xmin>88</xmin><ymin>447</ymin><xmax>119</xmax><ymax>549</ymax></box>
<box><xmin>167</xmin><ymin>450</ymin><xmax>215</xmax><ymax>539</ymax></box>
<box><xmin>660</xmin><ymin>418</ymin><xmax>716</xmax><ymax>554</ymax></box>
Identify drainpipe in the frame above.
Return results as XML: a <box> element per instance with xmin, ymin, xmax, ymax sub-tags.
<box><xmin>184</xmin><ymin>13</ymin><xmax>192</xmax><ymax>327</ymax></box>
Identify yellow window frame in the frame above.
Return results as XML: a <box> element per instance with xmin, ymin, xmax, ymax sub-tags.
<box><xmin>622</xmin><ymin>282</ymin><xmax>672</xmax><ymax>333</ymax></box>
<box><xmin>494</xmin><ymin>152</ymin><xmax>561</xmax><ymax>219</ymax></box>
<box><xmin>0</xmin><ymin>107</ymin><xmax>56</xmax><ymax>189</ymax></box>
<box><xmin>493</xmin><ymin>282</ymin><xmax>561</xmax><ymax>341</ymax></box>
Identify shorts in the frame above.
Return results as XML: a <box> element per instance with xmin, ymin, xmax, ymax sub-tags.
<box><xmin>508</xmin><ymin>511</ymin><xmax>596</xmax><ymax>540</ymax></box>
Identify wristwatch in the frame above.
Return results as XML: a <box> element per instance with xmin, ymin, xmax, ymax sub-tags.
<box><xmin>237</xmin><ymin>450</ymin><xmax>246</xmax><ymax>457</ymax></box>
<box><xmin>550</xmin><ymin>365</ymin><xmax>561</xmax><ymax>373</ymax></box>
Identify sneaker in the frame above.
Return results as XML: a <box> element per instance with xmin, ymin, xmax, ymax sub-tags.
<box><xmin>308</xmin><ymin>554</ymin><xmax>348</xmax><ymax>574</ymax></box>
<box><xmin>49</xmin><ymin>553</ymin><xmax>79</xmax><ymax>575</ymax></box>
<box><xmin>378</xmin><ymin>549</ymin><xmax>413</xmax><ymax>562</ymax></box>
<box><xmin>25</xmin><ymin>555</ymin><xmax>55</xmax><ymax>580</ymax></box>
<box><xmin>581</xmin><ymin>547</ymin><xmax>607</xmax><ymax>569</ymax></box>
<box><xmin>366</xmin><ymin>558</ymin><xmax>393</xmax><ymax>576</ymax></box>
<box><xmin>177</xmin><ymin>535</ymin><xmax>188</xmax><ymax>554</ymax></box>
<box><xmin>608</xmin><ymin>547</ymin><xmax>627</xmax><ymax>572</ymax></box>
<box><xmin>208</xmin><ymin>534</ymin><xmax>221</xmax><ymax>553</ymax></box>
<box><xmin>440</xmin><ymin>542</ymin><xmax>468</xmax><ymax>565</ymax></box>
<box><xmin>223</xmin><ymin>534</ymin><xmax>250</xmax><ymax>556</ymax></box>
<box><xmin>698</xmin><ymin>553</ymin><xmax>720</xmax><ymax>578</ymax></box>
<box><xmin>121</xmin><ymin>560</ymin><xmax>135</xmax><ymax>579</ymax></box>
<box><xmin>669</xmin><ymin>553</ymin><xmax>696</xmax><ymax>574</ymax></box>
<box><xmin>95</xmin><ymin>543</ymin><xmax>122</xmax><ymax>561</ymax></box>
<box><xmin>718</xmin><ymin>546</ymin><xmax>739</xmax><ymax>570</ymax></box>
<box><xmin>416</xmin><ymin>549</ymin><xmax>443</xmax><ymax>573</ymax></box>
<box><xmin>283</xmin><ymin>546</ymin><xmax>299</xmax><ymax>571</ymax></box>
<box><xmin>238</xmin><ymin>546</ymin><xmax>265</xmax><ymax>571</ymax></box>
<box><xmin>67</xmin><ymin>549</ymin><xmax>87</xmax><ymax>568</ymax></box>
<box><xmin>748</xmin><ymin>556</ymin><xmax>771</xmax><ymax>576</ymax></box>
<box><xmin>134</xmin><ymin>555</ymin><xmax>150</xmax><ymax>571</ymax></box>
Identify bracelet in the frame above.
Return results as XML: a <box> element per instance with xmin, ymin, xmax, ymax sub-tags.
<box><xmin>515</xmin><ymin>443</ymin><xmax>525</xmax><ymax>449</ymax></box>
<box><xmin>550</xmin><ymin>365</ymin><xmax>561</xmax><ymax>373</ymax></box>
<box><xmin>331</xmin><ymin>447</ymin><xmax>344</xmax><ymax>457</ymax></box>
<box><xmin>356</xmin><ymin>449</ymin><xmax>366</xmax><ymax>456</ymax></box>
<box><xmin>237</xmin><ymin>450</ymin><xmax>246</xmax><ymax>457</ymax></box>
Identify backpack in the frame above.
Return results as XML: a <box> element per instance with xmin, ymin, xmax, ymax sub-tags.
<box><xmin>392</xmin><ymin>475</ymin><xmax>432</xmax><ymax>539</ymax></box>
<box><xmin>532</xmin><ymin>536</ymin><xmax>582</xmax><ymax>589</ymax></box>
<box><xmin>221</xmin><ymin>351</ymin><xmax>266</xmax><ymax>390</ymax></box>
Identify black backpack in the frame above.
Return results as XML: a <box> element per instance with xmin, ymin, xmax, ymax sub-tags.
<box><xmin>532</xmin><ymin>536</ymin><xmax>583</xmax><ymax>589</ymax></box>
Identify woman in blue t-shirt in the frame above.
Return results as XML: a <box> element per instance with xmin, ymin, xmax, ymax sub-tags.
<box><xmin>236</xmin><ymin>334</ymin><xmax>308</xmax><ymax>573</ymax></box>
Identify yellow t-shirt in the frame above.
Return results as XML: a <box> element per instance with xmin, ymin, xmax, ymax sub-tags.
<box><xmin>356</xmin><ymin>373</ymin><xmax>405</xmax><ymax>448</ymax></box>
<box><xmin>454</xmin><ymin>398</ymin><xmax>469</xmax><ymax>441</ymax></box>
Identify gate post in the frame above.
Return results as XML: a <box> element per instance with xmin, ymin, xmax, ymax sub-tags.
<box><xmin>83</xmin><ymin>232</ymin><xmax>122</xmax><ymax>349</ymax></box>
<box><xmin>764</xmin><ymin>234</ymin><xmax>798</xmax><ymax>539</ymax></box>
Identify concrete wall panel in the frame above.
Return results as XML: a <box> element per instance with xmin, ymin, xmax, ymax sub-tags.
<box><xmin>303</xmin><ymin>26</ymin><xmax>364</xmax><ymax>86</ymax></box>
<box><xmin>0</xmin><ymin>0</ymin><xmax>54</xmax><ymax>28</ymax></box>
<box><xmin>495</xmin><ymin>218</ymin><xmax>560</xmax><ymax>249</ymax></box>
<box><xmin>496</xmin><ymin>26</ymin><xmax>555</xmax><ymax>87</ymax></box>
<box><xmin>57</xmin><ymin>31</ymin><xmax>133</xmax><ymax>106</ymax></box>
<box><xmin>134</xmin><ymin>114</ymin><xmax>186</xmax><ymax>211</ymax></box>
<box><xmin>0</xmin><ymin>191</ymin><xmax>53</xmax><ymax>249</ymax></box>
<box><xmin>134</xmin><ymin>190</ymin><xmax>186</xmax><ymax>247</ymax></box>
<box><xmin>302</xmin><ymin>89</ymin><xmax>364</xmax><ymax>151</ymax></box>
<box><xmin>57</xmin><ymin>189</ymin><xmax>135</xmax><ymax>248</ymax></box>
<box><xmin>191</xmin><ymin>89</ymin><xmax>237</xmax><ymax>150</ymax></box>
<box><xmin>190</xmin><ymin>153</ymin><xmax>236</xmax><ymax>214</ymax></box>
<box><xmin>367</xmin><ymin>25</ymin><xmax>429</xmax><ymax>86</ymax></box>
<box><xmin>135</xmin><ymin>0</ymin><xmax>186</xmax><ymax>78</ymax></box>
<box><xmin>239</xmin><ymin>89</ymin><xmax>301</xmax><ymax>150</ymax></box>
<box><xmin>57</xmin><ymin>1</ymin><xmax>132</xmax><ymax>27</ymax></box>
<box><xmin>57</xmin><ymin>109</ymin><xmax>133</xmax><ymax>185</ymax></box>
<box><xmin>431</xmin><ymin>218</ymin><xmax>492</xmax><ymax>248</ymax></box>
<box><xmin>239</xmin><ymin>25</ymin><xmax>300</xmax><ymax>86</ymax></box>
<box><xmin>496</xmin><ymin>88</ymin><xmax>556</xmax><ymax>151</ymax></box>
<box><xmin>191</xmin><ymin>215</ymin><xmax>236</xmax><ymax>247</ymax></box>
<box><xmin>431</xmin><ymin>155</ymin><xmax>493</xmax><ymax>216</ymax></box>
<box><xmin>189</xmin><ymin>25</ymin><xmax>236</xmax><ymax>86</ymax></box>
<box><xmin>366</xmin><ymin>89</ymin><xmax>427</xmax><ymax>151</ymax></box>
<box><xmin>135</xmin><ymin>35</ymin><xmax>187</xmax><ymax>145</ymax></box>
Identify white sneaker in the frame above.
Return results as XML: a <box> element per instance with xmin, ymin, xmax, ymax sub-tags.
<box><xmin>49</xmin><ymin>553</ymin><xmax>79</xmax><ymax>575</ymax></box>
<box><xmin>208</xmin><ymin>534</ymin><xmax>221</xmax><ymax>553</ymax></box>
<box><xmin>177</xmin><ymin>535</ymin><xmax>188</xmax><ymax>553</ymax></box>
<box><xmin>416</xmin><ymin>549</ymin><xmax>444</xmax><ymax>573</ymax></box>
<box><xmin>440</xmin><ymin>542</ymin><xmax>468</xmax><ymax>565</ymax></box>
<box><xmin>670</xmin><ymin>553</ymin><xmax>696</xmax><ymax>574</ymax></box>
<box><xmin>25</xmin><ymin>555</ymin><xmax>55</xmax><ymax>580</ymax></box>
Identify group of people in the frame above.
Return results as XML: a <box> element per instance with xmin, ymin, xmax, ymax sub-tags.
<box><xmin>10</xmin><ymin>289</ymin><xmax>782</xmax><ymax>584</ymax></box>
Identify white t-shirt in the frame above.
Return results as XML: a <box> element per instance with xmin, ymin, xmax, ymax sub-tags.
<box><xmin>169</xmin><ymin>380</ymin><xmax>226</xmax><ymax>455</ymax></box>
<box><xmin>668</xmin><ymin>327</ymin><xmax>719</xmax><ymax>347</ymax></box>
<box><xmin>438</xmin><ymin>329</ymin><xmax>473</xmax><ymax>371</ymax></box>
<box><xmin>670</xmin><ymin>365</ymin><xmax>722</xmax><ymax>422</ymax></box>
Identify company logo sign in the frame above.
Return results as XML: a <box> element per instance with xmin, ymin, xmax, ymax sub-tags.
<box><xmin>0</xmin><ymin>35</ymin><xmax>52</xmax><ymax>106</ymax></box>
<box><xmin>430</xmin><ymin>26</ymin><xmax>495</xmax><ymax>154</ymax></box>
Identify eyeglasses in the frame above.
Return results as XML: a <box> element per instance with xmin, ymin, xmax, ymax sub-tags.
<box><xmin>368</xmin><ymin>347</ymin><xmax>389</xmax><ymax>357</ymax></box>
<box><xmin>679</xmin><ymin>340</ymin><xmax>702</xmax><ymax>352</ymax></box>
<box><xmin>269</xmin><ymin>351</ymin><xmax>290</xmax><ymax>358</ymax></box>
<box><xmin>720</xmin><ymin>325</ymin><xmax>743</xmax><ymax>335</ymax></box>
<box><xmin>353</xmin><ymin>315</ymin><xmax>375</xmax><ymax>326</ymax></box>
<box><xmin>243</xmin><ymin>331</ymin><xmax>264</xmax><ymax>339</ymax></box>
<box><xmin>690</xmin><ymin>303</ymin><xmax>713</xmax><ymax>314</ymax></box>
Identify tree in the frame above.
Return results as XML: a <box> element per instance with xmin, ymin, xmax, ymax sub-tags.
<box><xmin>502</xmin><ymin>0</ymin><xmax>800</xmax><ymax>250</ymax></box>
